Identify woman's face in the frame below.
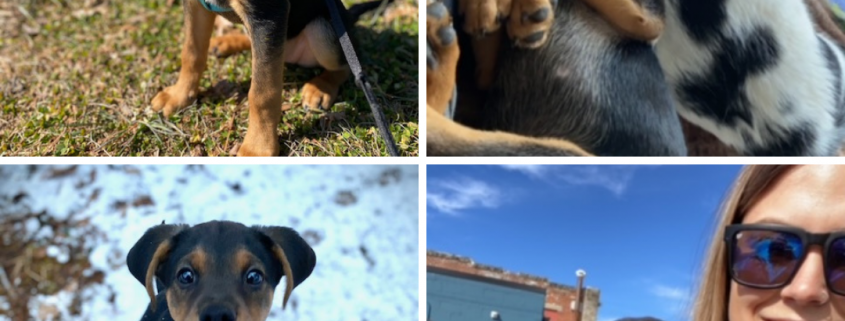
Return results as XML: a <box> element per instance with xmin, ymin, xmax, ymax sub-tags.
<box><xmin>730</xmin><ymin>165</ymin><xmax>845</xmax><ymax>321</ymax></box>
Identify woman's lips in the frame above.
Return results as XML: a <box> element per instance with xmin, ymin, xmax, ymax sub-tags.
<box><xmin>762</xmin><ymin>317</ymin><xmax>829</xmax><ymax>321</ymax></box>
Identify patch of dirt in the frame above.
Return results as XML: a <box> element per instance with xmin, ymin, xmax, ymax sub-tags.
<box><xmin>334</xmin><ymin>190</ymin><xmax>357</xmax><ymax>206</ymax></box>
<box><xmin>0</xmin><ymin>212</ymin><xmax>107</xmax><ymax>321</ymax></box>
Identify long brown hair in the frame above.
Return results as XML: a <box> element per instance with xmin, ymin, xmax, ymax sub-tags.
<box><xmin>692</xmin><ymin>165</ymin><xmax>795</xmax><ymax>321</ymax></box>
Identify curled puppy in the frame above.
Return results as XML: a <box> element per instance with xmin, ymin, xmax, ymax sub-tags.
<box><xmin>473</xmin><ymin>0</ymin><xmax>687</xmax><ymax>156</ymax></box>
<box><xmin>427</xmin><ymin>0</ymin><xmax>593</xmax><ymax>156</ymax></box>
<box><xmin>463</xmin><ymin>0</ymin><xmax>667</xmax><ymax>88</ymax></box>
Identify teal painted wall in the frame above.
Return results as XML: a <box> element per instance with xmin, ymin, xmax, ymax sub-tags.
<box><xmin>427</xmin><ymin>270</ymin><xmax>546</xmax><ymax>321</ymax></box>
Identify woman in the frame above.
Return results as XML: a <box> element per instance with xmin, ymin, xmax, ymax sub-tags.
<box><xmin>695</xmin><ymin>165</ymin><xmax>845</xmax><ymax>321</ymax></box>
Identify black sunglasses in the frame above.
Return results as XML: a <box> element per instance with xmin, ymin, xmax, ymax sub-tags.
<box><xmin>724</xmin><ymin>224</ymin><xmax>845</xmax><ymax>295</ymax></box>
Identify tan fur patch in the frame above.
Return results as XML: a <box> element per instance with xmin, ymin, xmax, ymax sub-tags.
<box><xmin>189</xmin><ymin>248</ymin><xmax>208</xmax><ymax>275</ymax></box>
<box><xmin>238</xmin><ymin>289</ymin><xmax>275</xmax><ymax>321</ymax></box>
<box><xmin>582</xmin><ymin>0</ymin><xmax>664</xmax><ymax>41</ymax></box>
<box><xmin>426</xmin><ymin>3</ymin><xmax>460</xmax><ymax>115</ymax></box>
<box><xmin>145</xmin><ymin>240</ymin><xmax>172</xmax><ymax>312</ymax></box>
<box><xmin>229</xmin><ymin>0</ymin><xmax>249</xmax><ymax>33</ymax></box>
<box><xmin>270</xmin><ymin>245</ymin><xmax>295</xmax><ymax>309</ymax></box>
<box><xmin>150</xmin><ymin>0</ymin><xmax>216</xmax><ymax>117</ymax></box>
<box><xmin>165</xmin><ymin>290</ymin><xmax>190</xmax><ymax>321</ymax></box>
<box><xmin>301</xmin><ymin>69</ymin><xmax>350</xmax><ymax>110</ymax></box>
<box><xmin>506</xmin><ymin>0</ymin><xmax>554</xmax><ymax>47</ymax></box>
<box><xmin>235</xmin><ymin>248</ymin><xmax>254</xmax><ymax>272</ymax></box>
<box><xmin>209</xmin><ymin>33</ymin><xmax>252</xmax><ymax>57</ymax></box>
<box><xmin>459</xmin><ymin>0</ymin><xmax>512</xmax><ymax>34</ymax></box>
<box><xmin>426</xmin><ymin>106</ymin><xmax>593</xmax><ymax>155</ymax></box>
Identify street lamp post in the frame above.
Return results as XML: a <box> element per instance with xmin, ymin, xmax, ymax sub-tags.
<box><xmin>573</xmin><ymin>269</ymin><xmax>587</xmax><ymax>321</ymax></box>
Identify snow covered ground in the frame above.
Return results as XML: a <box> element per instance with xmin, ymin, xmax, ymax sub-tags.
<box><xmin>0</xmin><ymin>165</ymin><xmax>419</xmax><ymax>321</ymax></box>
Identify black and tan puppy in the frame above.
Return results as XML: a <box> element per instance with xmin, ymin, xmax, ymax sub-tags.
<box><xmin>152</xmin><ymin>0</ymin><xmax>386</xmax><ymax>156</ymax></box>
<box><xmin>127</xmin><ymin>221</ymin><xmax>316</xmax><ymax>321</ymax></box>
<box><xmin>427</xmin><ymin>0</ymin><xmax>687</xmax><ymax>156</ymax></box>
<box><xmin>427</xmin><ymin>0</ymin><xmax>592</xmax><ymax>156</ymax></box>
<box><xmin>479</xmin><ymin>0</ymin><xmax>685</xmax><ymax>156</ymax></box>
<box><xmin>457</xmin><ymin>0</ymin><xmax>665</xmax><ymax>89</ymax></box>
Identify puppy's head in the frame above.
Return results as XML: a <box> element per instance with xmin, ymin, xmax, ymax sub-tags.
<box><xmin>127</xmin><ymin>221</ymin><xmax>316</xmax><ymax>321</ymax></box>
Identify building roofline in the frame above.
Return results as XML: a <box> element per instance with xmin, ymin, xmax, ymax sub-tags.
<box><xmin>427</xmin><ymin>266</ymin><xmax>548</xmax><ymax>293</ymax></box>
<box><xmin>428</xmin><ymin>250</ymin><xmax>601</xmax><ymax>293</ymax></box>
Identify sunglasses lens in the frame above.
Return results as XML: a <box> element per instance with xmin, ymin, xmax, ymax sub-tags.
<box><xmin>828</xmin><ymin>238</ymin><xmax>845</xmax><ymax>293</ymax></box>
<box><xmin>730</xmin><ymin>229</ymin><xmax>803</xmax><ymax>287</ymax></box>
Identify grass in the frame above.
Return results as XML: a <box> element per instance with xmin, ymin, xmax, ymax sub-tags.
<box><xmin>0</xmin><ymin>0</ymin><xmax>419</xmax><ymax>156</ymax></box>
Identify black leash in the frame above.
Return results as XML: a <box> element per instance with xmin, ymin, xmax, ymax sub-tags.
<box><xmin>324</xmin><ymin>0</ymin><xmax>400</xmax><ymax>157</ymax></box>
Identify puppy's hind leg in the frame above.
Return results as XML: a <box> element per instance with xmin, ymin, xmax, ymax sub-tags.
<box><xmin>297</xmin><ymin>18</ymin><xmax>352</xmax><ymax>111</ymax></box>
<box><xmin>235</xmin><ymin>0</ymin><xmax>290</xmax><ymax>157</ymax></box>
<box><xmin>152</xmin><ymin>0</ymin><xmax>216</xmax><ymax>117</ymax></box>
<box><xmin>209</xmin><ymin>32</ymin><xmax>252</xmax><ymax>58</ymax></box>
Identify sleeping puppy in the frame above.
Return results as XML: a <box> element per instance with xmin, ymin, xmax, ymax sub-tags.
<box><xmin>432</xmin><ymin>0</ymin><xmax>845</xmax><ymax>156</ymax></box>
<box><xmin>427</xmin><ymin>0</ymin><xmax>687</xmax><ymax>156</ymax></box>
<box><xmin>479</xmin><ymin>0</ymin><xmax>686</xmax><ymax>156</ymax></box>
<box><xmin>460</xmin><ymin>0</ymin><xmax>666</xmax><ymax>89</ymax></box>
<box><xmin>151</xmin><ymin>0</ymin><xmax>386</xmax><ymax>156</ymax></box>
<box><xmin>427</xmin><ymin>0</ymin><xmax>592</xmax><ymax>156</ymax></box>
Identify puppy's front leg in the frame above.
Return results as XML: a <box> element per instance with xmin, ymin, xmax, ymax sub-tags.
<box><xmin>427</xmin><ymin>0</ymin><xmax>460</xmax><ymax>113</ymax></box>
<box><xmin>235</xmin><ymin>0</ymin><xmax>290</xmax><ymax>157</ymax></box>
<box><xmin>152</xmin><ymin>0</ymin><xmax>216</xmax><ymax>116</ymax></box>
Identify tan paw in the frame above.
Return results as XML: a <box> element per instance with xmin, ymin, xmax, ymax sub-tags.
<box><xmin>507</xmin><ymin>0</ymin><xmax>554</xmax><ymax>48</ymax></box>
<box><xmin>427</xmin><ymin>1</ymin><xmax>459</xmax><ymax>55</ymax></box>
<box><xmin>583</xmin><ymin>0</ymin><xmax>664</xmax><ymax>41</ymax></box>
<box><xmin>209</xmin><ymin>33</ymin><xmax>251</xmax><ymax>58</ymax></box>
<box><xmin>427</xmin><ymin>0</ymin><xmax>460</xmax><ymax>113</ymax></box>
<box><xmin>301</xmin><ymin>78</ymin><xmax>339</xmax><ymax>111</ymax></box>
<box><xmin>236</xmin><ymin>134</ymin><xmax>279</xmax><ymax>157</ymax></box>
<box><xmin>459</xmin><ymin>0</ymin><xmax>512</xmax><ymax>36</ymax></box>
<box><xmin>151</xmin><ymin>85</ymin><xmax>197</xmax><ymax>117</ymax></box>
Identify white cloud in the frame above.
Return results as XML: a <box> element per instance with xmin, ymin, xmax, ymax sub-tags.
<box><xmin>498</xmin><ymin>165</ymin><xmax>639</xmax><ymax>196</ymax></box>
<box><xmin>649</xmin><ymin>283</ymin><xmax>693</xmax><ymax>319</ymax></box>
<box><xmin>558</xmin><ymin>166</ymin><xmax>638</xmax><ymax>196</ymax></box>
<box><xmin>427</xmin><ymin>177</ymin><xmax>504</xmax><ymax>215</ymax></box>
<box><xmin>650</xmin><ymin>285</ymin><xmax>687</xmax><ymax>300</ymax></box>
<box><xmin>498</xmin><ymin>165</ymin><xmax>550</xmax><ymax>178</ymax></box>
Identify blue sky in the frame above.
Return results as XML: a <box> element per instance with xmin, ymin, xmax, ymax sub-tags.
<box><xmin>427</xmin><ymin>165</ymin><xmax>744</xmax><ymax>321</ymax></box>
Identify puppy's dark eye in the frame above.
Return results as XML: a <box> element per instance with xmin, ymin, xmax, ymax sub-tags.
<box><xmin>245</xmin><ymin>270</ymin><xmax>263</xmax><ymax>285</ymax></box>
<box><xmin>177</xmin><ymin>268</ymin><xmax>195</xmax><ymax>285</ymax></box>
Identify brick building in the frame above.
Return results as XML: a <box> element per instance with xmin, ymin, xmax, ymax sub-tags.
<box><xmin>427</xmin><ymin>251</ymin><xmax>601</xmax><ymax>321</ymax></box>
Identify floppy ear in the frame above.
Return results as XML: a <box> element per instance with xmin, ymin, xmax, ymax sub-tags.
<box><xmin>253</xmin><ymin>226</ymin><xmax>316</xmax><ymax>310</ymax></box>
<box><xmin>126</xmin><ymin>223</ymin><xmax>187</xmax><ymax>312</ymax></box>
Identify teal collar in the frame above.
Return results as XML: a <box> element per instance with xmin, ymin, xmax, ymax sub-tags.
<box><xmin>198</xmin><ymin>0</ymin><xmax>233</xmax><ymax>12</ymax></box>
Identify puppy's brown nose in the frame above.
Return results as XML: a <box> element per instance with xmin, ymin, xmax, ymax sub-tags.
<box><xmin>200</xmin><ymin>306</ymin><xmax>235</xmax><ymax>321</ymax></box>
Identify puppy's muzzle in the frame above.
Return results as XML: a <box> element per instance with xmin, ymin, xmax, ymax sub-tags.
<box><xmin>200</xmin><ymin>305</ymin><xmax>236</xmax><ymax>321</ymax></box>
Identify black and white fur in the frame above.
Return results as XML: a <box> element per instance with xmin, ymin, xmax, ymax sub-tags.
<box><xmin>656</xmin><ymin>0</ymin><xmax>845</xmax><ymax>155</ymax></box>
